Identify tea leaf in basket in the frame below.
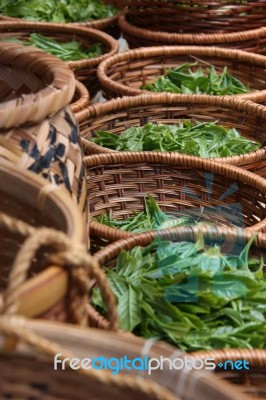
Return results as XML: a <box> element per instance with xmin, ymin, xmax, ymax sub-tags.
<box><xmin>118</xmin><ymin>285</ymin><xmax>142</xmax><ymax>331</ymax></box>
<box><xmin>95</xmin><ymin>194</ymin><xmax>192</xmax><ymax>234</ymax></box>
<box><xmin>0</xmin><ymin>0</ymin><xmax>118</xmax><ymax>22</ymax></box>
<box><xmin>92</xmin><ymin>121</ymin><xmax>260</xmax><ymax>157</ymax></box>
<box><xmin>141</xmin><ymin>62</ymin><xmax>250</xmax><ymax>95</ymax></box>
<box><xmin>2</xmin><ymin>34</ymin><xmax>102</xmax><ymax>61</ymax></box>
<box><xmin>92</xmin><ymin>234</ymin><xmax>266</xmax><ymax>351</ymax></box>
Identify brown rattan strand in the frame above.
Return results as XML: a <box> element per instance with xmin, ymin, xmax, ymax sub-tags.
<box><xmin>0</xmin><ymin>41</ymin><xmax>75</xmax><ymax>129</ymax></box>
<box><xmin>85</xmin><ymin>151</ymin><xmax>266</xmax><ymax>249</ymax></box>
<box><xmin>0</xmin><ymin>13</ymin><xmax>120</xmax><ymax>35</ymax></box>
<box><xmin>0</xmin><ymin>21</ymin><xmax>119</xmax><ymax>96</ymax></box>
<box><xmin>112</xmin><ymin>1</ymin><xmax>266</xmax><ymax>34</ymax></box>
<box><xmin>79</xmin><ymin>94</ymin><xmax>266</xmax><ymax>176</ymax></box>
<box><xmin>0</xmin><ymin>158</ymin><xmax>88</xmax><ymax>323</ymax></box>
<box><xmin>0</xmin><ymin>317</ymin><xmax>250</xmax><ymax>400</ymax></box>
<box><xmin>70</xmin><ymin>80</ymin><xmax>90</xmax><ymax>116</ymax></box>
<box><xmin>119</xmin><ymin>13</ymin><xmax>266</xmax><ymax>53</ymax></box>
<box><xmin>191</xmin><ymin>348</ymin><xmax>266</xmax><ymax>400</ymax></box>
<box><xmin>97</xmin><ymin>45</ymin><xmax>266</xmax><ymax>102</ymax></box>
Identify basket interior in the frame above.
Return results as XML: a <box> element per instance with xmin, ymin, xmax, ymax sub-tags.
<box><xmin>0</xmin><ymin>64</ymin><xmax>47</xmax><ymax>103</ymax></box>
<box><xmin>105</xmin><ymin>54</ymin><xmax>266</xmax><ymax>96</ymax></box>
<box><xmin>87</xmin><ymin>162</ymin><xmax>266</xmax><ymax>230</ymax></box>
<box><xmin>81</xmin><ymin>103</ymin><xmax>266</xmax><ymax>153</ymax></box>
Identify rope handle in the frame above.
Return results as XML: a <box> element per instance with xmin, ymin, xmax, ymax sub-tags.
<box><xmin>0</xmin><ymin>315</ymin><xmax>180</xmax><ymax>400</ymax></box>
<box><xmin>0</xmin><ymin>212</ymin><xmax>119</xmax><ymax>330</ymax></box>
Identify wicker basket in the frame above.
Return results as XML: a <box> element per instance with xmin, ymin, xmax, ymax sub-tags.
<box><xmin>0</xmin><ymin>316</ymin><xmax>250</xmax><ymax>400</ymax></box>
<box><xmin>0</xmin><ymin>158</ymin><xmax>86</xmax><ymax>322</ymax></box>
<box><xmin>79</xmin><ymin>94</ymin><xmax>266</xmax><ymax>176</ymax></box>
<box><xmin>191</xmin><ymin>349</ymin><xmax>266</xmax><ymax>400</ymax></box>
<box><xmin>85</xmin><ymin>152</ymin><xmax>266</xmax><ymax>249</ymax></box>
<box><xmin>92</xmin><ymin>226</ymin><xmax>266</xmax><ymax>400</ymax></box>
<box><xmin>97</xmin><ymin>45</ymin><xmax>266</xmax><ymax>102</ymax></box>
<box><xmin>0</xmin><ymin>158</ymin><xmax>119</xmax><ymax>329</ymax></box>
<box><xmin>0</xmin><ymin>41</ymin><xmax>86</xmax><ymax>210</ymax></box>
<box><xmin>70</xmin><ymin>80</ymin><xmax>90</xmax><ymax>117</ymax></box>
<box><xmin>0</xmin><ymin>21</ymin><xmax>119</xmax><ymax>96</ymax></box>
<box><xmin>118</xmin><ymin>11</ymin><xmax>266</xmax><ymax>53</ymax></box>
<box><xmin>113</xmin><ymin>1</ymin><xmax>266</xmax><ymax>34</ymax></box>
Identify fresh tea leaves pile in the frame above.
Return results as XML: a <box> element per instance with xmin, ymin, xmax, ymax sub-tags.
<box><xmin>0</xmin><ymin>0</ymin><xmax>118</xmax><ymax>22</ymax></box>
<box><xmin>96</xmin><ymin>194</ymin><xmax>193</xmax><ymax>233</ymax></box>
<box><xmin>142</xmin><ymin>63</ymin><xmax>250</xmax><ymax>95</ymax></box>
<box><xmin>92</xmin><ymin>234</ymin><xmax>266</xmax><ymax>351</ymax></box>
<box><xmin>3</xmin><ymin>34</ymin><xmax>102</xmax><ymax>61</ymax></box>
<box><xmin>93</xmin><ymin>121</ymin><xmax>260</xmax><ymax>157</ymax></box>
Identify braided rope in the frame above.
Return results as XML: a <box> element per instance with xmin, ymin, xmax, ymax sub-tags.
<box><xmin>0</xmin><ymin>216</ymin><xmax>118</xmax><ymax>329</ymax></box>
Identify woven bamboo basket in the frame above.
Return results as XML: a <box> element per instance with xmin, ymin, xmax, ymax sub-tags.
<box><xmin>0</xmin><ymin>41</ymin><xmax>86</xmax><ymax>210</ymax></box>
<box><xmin>0</xmin><ymin>316</ymin><xmax>250</xmax><ymax>400</ymax></box>
<box><xmin>113</xmin><ymin>0</ymin><xmax>266</xmax><ymax>34</ymax></box>
<box><xmin>79</xmin><ymin>94</ymin><xmax>266</xmax><ymax>176</ymax></box>
<box><xmin>70</xmin><ymin>80</ymin><xmax>90</xmax><ymax>116</ymax></box>
<box><xmin>118</xmin><ymin>11</ymin><xmax>266</xmax><ymax>53</ymax></box>
<box><xmin>97</xmin><ymin>45</ymin><xmax>266</xmax><ymax>102</ymax></box>
<box><xmin>191</xmin><ymin>349</ymin><xmax>266</xmax><ymax>400</ymax></box>
<box><xmin>0</xmin><ymin>158</ymin><xmax>86</xmax><ymax>322</ymax></box>
<box><xmin>0</xmin><ymin>21</ymin><xmax>119</xmax><ymax>95</ymax></box>
<box><xmin>0</xmin><ymin>158</ymin><xmax>119</xmax><ymax>328</ymax></box>
<box><xmin>85</xmin><ymin>152</ymin><xmax>266</xmax><ymax>249</ymax></box>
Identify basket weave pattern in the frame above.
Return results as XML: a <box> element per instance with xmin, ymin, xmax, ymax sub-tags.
<box><xmin>118</xmin><ymin>11</ymin><xmax>266</xmax><ymax>53</ymax></box>
<box><xmin>85</xmin><ymin>152</ymin><xmax>266</xmax><ymax>247</ymax></box>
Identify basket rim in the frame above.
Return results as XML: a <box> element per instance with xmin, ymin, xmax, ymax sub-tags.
<box><xmin>0</xmin><ymin>41</ymin><xmax>75</xmax><ymax>129</ymax></box>
<box><xmin>0</xmin><ymin>158</ymin><xmax>84</xmax><ymax>318</ymax></box>
<box><xmin>0</xmin><ymin>12</ymin><xmax>120</xmax><ymax>28</ymax></box>
<box><xmin>190</xmin><ymin>347</ymin><xmax>266</xmax><ymax>366</ymax></box>
<box><xmin>92</xmin><ymin>225</ymin><xmax>266</xmax><ymax>268</ymax></box>
<box><xmin>97</xmin><ymin>44</ymin><xmax>266</xmax><ymax>102</ymax></box>
<box><xmin>0</xmin><ymin>20</ymin><xmax>119</xmax><ymax>71</ymax></box>
<box><xmin>79</xmin><ymin>93</ymin><xmax>266</xmax><ymax>166</ymax></box>
<box><xmin>70</xmin><ymin>80</ymin><xmax>90</xmax><ymax>115</ymax></box>
<box><xmin>119</xmin><ymin>10</ymin><xmax>266</xmax><ymax>43</ymax></box>
<box><xmin>85</xmin><ymin>151</ymin><xmax>266</xmax><ymax>237</ymax></box>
